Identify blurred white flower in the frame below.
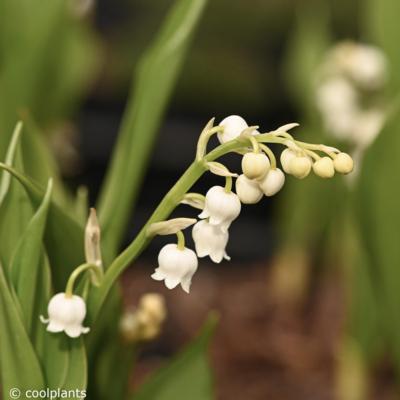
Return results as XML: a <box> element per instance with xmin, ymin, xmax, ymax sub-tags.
<box><xmin>151</xmin><ymin>244</ymin><xmax>198</xmax><ymax>293</ymax></box>
<box><xmin>235</xmin><ymin>174</ymin><xmax>263</xmax><ymax>204</ymax></box>
<box><xmin>199</xmin><ymin>186</ymin><xmax>241</xmax><ymax>232</ymax></box>
<box><xmin>258</xmin><ymin>168</ymin><xmax>285</xmax><ymax>196</ymax></box>
<box><xmin>192</xmin><ymin>220</ymin><xmax>230</xmax><ymax>263</ymax></box>
<box><xmin>40</xmin><ymin>293</ymin><xmax>90</xmax><ymax>338</ymax></box>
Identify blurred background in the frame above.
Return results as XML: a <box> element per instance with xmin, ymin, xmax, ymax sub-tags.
<box><xmin>1</xmin><ymin>0</ymin><xmax>399</xmax><ymax>398</ymax></box>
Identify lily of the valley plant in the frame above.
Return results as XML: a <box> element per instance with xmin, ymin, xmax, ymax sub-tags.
<box><xmin>36</xmin><ymin>115</ymin><xmax>353</xmax><ymax>338</ymax></box>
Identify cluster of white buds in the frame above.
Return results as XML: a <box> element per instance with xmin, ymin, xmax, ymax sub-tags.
<box><xmin>120</xmin><ymin>293</ymin><xmax>167</xmax><ymax>342</ymax></box>
<box><xmin>315</xmin><ymin>41</ymin><xmax>388</xmax><ymax>174</ymax></box>
<box><xmin>150</xmin><ymin>115</ymin><xmax>353</xmax><ymax>293</ymax></box>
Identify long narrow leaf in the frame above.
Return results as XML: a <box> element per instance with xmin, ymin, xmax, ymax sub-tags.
<box><xmin>97</xmin><ymin>0</ymin><xmax>208</xmax><ymax>258</ymax></box>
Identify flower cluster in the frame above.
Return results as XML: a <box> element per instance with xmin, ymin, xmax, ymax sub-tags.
<box><xmin>150</xmin><ymin>115</ymin><xmax>354</xmax><ymax>293</ymax></box>
<box><xmin>315</xmin><ymin>41</ymin><xmax>387</xmax><ymax>173</ymax></box>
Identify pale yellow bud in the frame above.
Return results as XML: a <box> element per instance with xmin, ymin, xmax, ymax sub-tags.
<box><xmin>85</xmin><ymin>208</ymin><xmax>102</xmax><ymax>268</ymax></box>
<box><xmin>241</xmin><ymin>152</ymin><xmax>270</xmax><ymax>180</ymax></box>
<box><xmin>289</xmin><ymin>156</ymin><xmax>312</xmax><ymax>179</ymax></box>
<box><xmin>334</xmin><ymin>152</ymin><xmax>354</xmax><ymax>174</ymax></box>
<box><xmin>280</xmin><ymin>148</ymin><xmax>296</xmax><ymax>174</ymax></box>
<box><xmin>312</xmin><ymin>157</ymin><xmax>335</xmax><ymax>178</ymax></box>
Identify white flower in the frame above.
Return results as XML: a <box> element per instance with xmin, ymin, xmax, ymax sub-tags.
<box><xmin>217</xmin><ymin>115</ymin><xmax>248</xmax><ymax>144</ymax></box>
<box><xmin>241</xmin><ymin>152</ymin><xmax>270</xmax><ymax>180</ymax></box>
<box><xmin>151</xmin><ymin>244</ymin><xmax>198</xmax><ymax>293</ymax></box>
<box><xmin>352</xmin><ymin>109</ymin><xmax>385</xmax><ymax>149</ymax></box>
<box><xmin>199</xmin><ymin>186</ymin><xmax>241</xmax><ymax>232</ymax></box>
<box><xmin>192</xmin><ymin>220</ymin><xmax>230</xmax><ymax>263</ymax></box>
<box><xmin>334</xmin><ymin>152</ymin><xmax>354</xmax><ymax>174</ymax></box>
<box><xmin>258</xmin><ymin>168</ymin><xmax>285</xmax><ymax>196</ymax></box>
<box><xmin>40</xmin><ymin>293</ymin><xmax>90</xmax><ymax>338</ymax></box>
<box><xmin>235</xmin><ymin>174</ymin><xmax>263</xmax><ymax>204</ymax></box>
<box><xmin>313</xmin><ymin>157</ymin><xmax>335</xmax><ymax>178</ymax></box>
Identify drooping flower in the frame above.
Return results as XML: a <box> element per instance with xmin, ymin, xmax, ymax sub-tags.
<box><xmin>258</xmin><ymin>168</ymin><xmax>285</xmax><ymax>196</ymax></box>
<box><xmin>217</xmin><ymin>115</ymin><xmax>248</xmax><ymax>144</ymax></box>
<box><xmin>199</xmin><ymin>186</ymin><xmax>241</xmax><ymax>232</ymax></box>
<box><xmin>192</xmin><ymin>220</ymin><xmax>230</xmax><ymax>263</ymax></box>
<box><xmin>280</xmin><ymin>148</ymin><xmax>296</xmax><ymax>174</ymax></box>
<box><xmin>40</xmin><ymin>293</ymin><xmax>90</xmax><ymax>338</ymax></box>
<box><xmin>235</xmin><ymin>174</ymin><xmax>263</xmax><ymax>204</ymax></box>
<box><xmin>151</xmin><ymin>244</ymin><xmax>198</xmax><ymax>293</ymax></box>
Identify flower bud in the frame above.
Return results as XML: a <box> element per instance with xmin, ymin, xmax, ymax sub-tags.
<box><xmin>235</xmin><ymin>174</ymin><xmax>263</xmax><ymax>204</ymax></box>
<box><xmin>289</xmin><ymin>156</ymin><xmax>312</xmax><ymax>179</ymax></box>
<box><xmin>40</xmin><ymin>293</ymin><xmax>90</xmax><ymax>338</ymax></box>
<box><xmin>258</xmin><ymin>168</ymin><xmax>285</xmax><ymax>196</ymax></box>
<box><xmin>151</xmin><ymin>244</ymin><xmax>198</xmax><ymax>293</ymax></box>
<box><xmin>217</xmin><ymin>115</ymin><xmax>248</xmax><ymax>144</ymax></box>
<box><xmin>241</xmin><ymin>152</ymin><xmax>270</xmax><ymax>180</ymax></box>
<box><xmin>280</xmin><ymin>148</ymin><xmax>296</xmax><ymax>174</ymax></box>
<box><xmin>313</xmin><ymin>157</ymin><xmax>335</xmax><ymax>178</ymax></box>
<box><xmin>85</xmin><ymin>208</ymin><xmax>102</xmax><ymax>268</ymax></box>
<box><xmin>333</xmin><ymin>152</ymin><xmax>354</xmax><ymax>174</ymax></box>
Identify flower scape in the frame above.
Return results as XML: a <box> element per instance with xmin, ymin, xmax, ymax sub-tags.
<box><xmin>41</xmin><ymin>115</ymin><xmax>353</xmax><ymax>338</ymax></box>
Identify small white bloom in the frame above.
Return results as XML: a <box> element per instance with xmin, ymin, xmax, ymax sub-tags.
<box><xmin>235</xmin><ymin>174</ymin><xmax>263</xmax><ymax>204</ymax></box>
<box><xmin>199</xmin><ymin>186</ymin><xmax>241</xmax><ymax>232</ymax></box>
<box><xmin>258</xmin><ymin>168</ymin><xmax>285</xmax><ymax>196</ymax></box>
<box><xmin>40</xmin><ymin>293</ymin><xmax>90</xmax><ymax>338</ymax></box>
<box><xmin>289</xmin><ymin>156</ymin><xmax>312</xmax><ymax>179</ymax></box>
<box><xmin>151</xmin><ymin>244</ymin><xmax>198</xmax><ymax>293</ymax></box>
<box><xmin>312</xmin><ymin>157</ymin><xmax>335</xmax><ymax>178</ymax></box>
<box><xmin>280</xmin><ymin>148</ymin><xmax>296</xmax><ymax>174</ymax></box>
<box><xmin>192</xmin><ymin>220</ymin><xmax>230</xmax><ymax>263</ymax></box>
<box><xmin>352</xmin><ymin>109</ymin><xmax>385</xmax><ymax>149</ymax></box>
<box><xmin>241</xmin><ymin>152</ymin><xmax>270</xmax><ymax>180</ymax></box>
<box><xmin>334</xmin><ymin>152</ymin><xmax>354</xmax><ymax>174</ymax></box>
<box><xmin>217</xmin><ymin>115</ymin><xmax>248</xmax><ymax>144</ymax></box>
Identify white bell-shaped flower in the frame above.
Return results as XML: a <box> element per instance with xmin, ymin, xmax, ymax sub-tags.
<box><xmin>217</xmin><ymin>115</ymin><xmax>248</xmax><ymax>144</ymax></box>
<box><xmin>199</xmin><ymin>186</ymin><xmax>241</xmax><ymax>232</ymax></box>
<box><xmin>192</xmin><ymin>220</ymin><xmax>230</xmax><ymax>263</ymax></box>
<box><xmin>40</xmin><ymin>293</ymin><xmax>90</xmax><ymax>338</ymax></box>
<box><xmin>258</xmin><ymin>168</ymin><xmax>285</xmax><ymax>196</ymax></box>
<box><xmin>151</xmin><ymin>244</ymin><xmax>198</xmax><ymax>293</ymax></box>
<box><xmin>235</xmin><ymin>174</ymin><xmax>263</xmax><ymax>204</ymax></box>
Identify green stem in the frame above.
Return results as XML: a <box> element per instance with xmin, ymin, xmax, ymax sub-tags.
<box><xmin>176</xmin><ymin>231</ymin><xmax>185</xmax><ymax>250</ymax></box>
<box><xmin>260</xmin><ymin>144</ymin><xmax>277</xmax><ymax>169</ymax></box>
<box><xmin>224</xmin><ymin>176</ymin><xmax>233</xmax><ymax>193</ymax></box>
<box><xmin>249</xmin><ymin>136</ymin><xmax>260</xmax><ymax>153</ymax></box>
<box><xmin>65</xmin><ymin>263</ymin><xmax>103</xmax><ymax>298</ymax></box>
<box><xmin>87</xmin><ymin>132</ymin><xmax>290</xmax><ymax>321</ymax></box>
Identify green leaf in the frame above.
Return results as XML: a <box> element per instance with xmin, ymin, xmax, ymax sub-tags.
<box><xmin>98</xmin><ymin>0</ymin><xmax>208</xmax><ymax>258</ymax></box>
<box><xmin>0</xmin><ymin>123</ymin><xmax>34</xmax><ymax>274</ymax></box>
<box><xmin>131</xmin><ymin>313</ymin><xmax>218</xmax><ymax>400</ymax></box>
<box><xmin>363</xmin><ymin>0</ymin><xmax>400</xmax><ymax>93</ymax></box>
<box><xmin>0</xmin><ymin>163</ymin><xmax>85</xmax><ymax>290</ymax></box>
<box><xmin>10</xmin><ymin>179</ymin><xmax>53</xmax><ymax>334</ymax></box>
<box><xmin>356</xmin><ymin>110</ymin><xmax>400</xmax><ymax>375</ymax></box>
<box><xmin>0</xmin><ymin>266</ymin><xmax>45</xmax><ymax>396</ymax></box>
